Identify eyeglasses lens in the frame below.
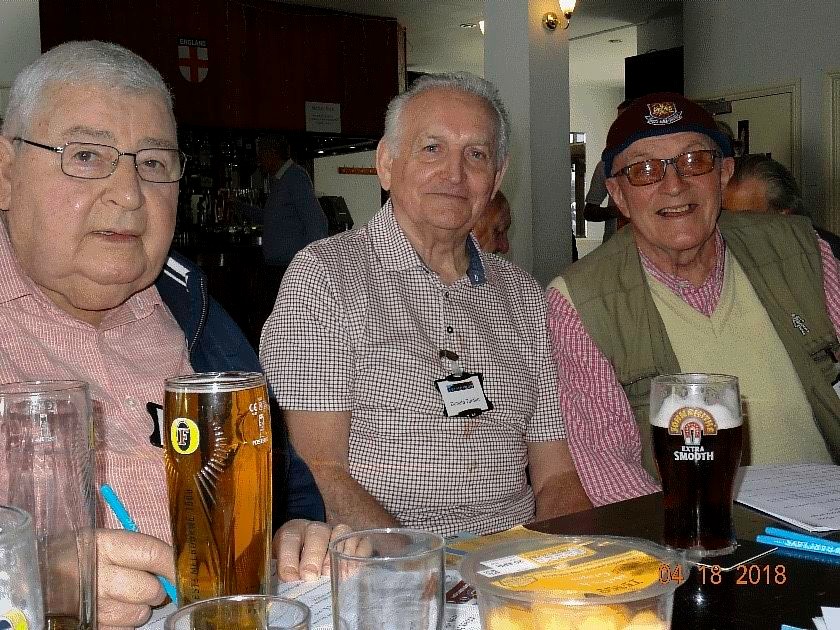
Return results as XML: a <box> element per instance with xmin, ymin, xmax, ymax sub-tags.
<box><xmin>61</xmin><ymin>143</ymin><xmax>184</xmax><ymax>182</ymax></box>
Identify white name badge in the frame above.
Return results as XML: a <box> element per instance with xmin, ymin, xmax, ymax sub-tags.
<box><xmin>435</xmin><ymin>372</ymin><xmax>492</xmax><ymax>417</ymax></box>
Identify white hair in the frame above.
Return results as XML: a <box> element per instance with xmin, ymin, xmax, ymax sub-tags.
<box><xmin>383</xmin><ymin>71</ymin><xmax>511</xmax><ymax>169</ymax></box>
<box><xmin>2</xmin><ymin>40</ymin><xmax>173</xmax><ymax>139</ymax></box>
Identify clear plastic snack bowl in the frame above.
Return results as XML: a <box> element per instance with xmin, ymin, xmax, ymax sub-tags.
<box><xmin>459</xmin><ymin>534</ymin><xmax>687</xmax><ymax>630</ymax></box>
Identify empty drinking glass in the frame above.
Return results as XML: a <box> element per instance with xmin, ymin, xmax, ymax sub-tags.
<box><xmin>330</xmin><ymin>528</ymin><xmax>444</xmax><ymax>630</ymax></box>
<box><xmin>0</xmin><ymin>505</ymin><xmax>45</xmax><ymax>629</ymax></box>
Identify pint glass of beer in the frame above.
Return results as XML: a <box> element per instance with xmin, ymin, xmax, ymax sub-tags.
<box><xmin>650</xmin><ymin>373</ymin><xmax>743</xmax><ymax>557</ymax></box>
<box><xmin>164</xmin><ymin>372</ymin><xmax>272</xmax><ymax>606</ymax></box>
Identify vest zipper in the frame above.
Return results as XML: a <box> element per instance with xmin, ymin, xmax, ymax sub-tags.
<box><xmin>189</xmin><ymin>274</ymin><xmax>209</xmax><ymax>359</ymax></box>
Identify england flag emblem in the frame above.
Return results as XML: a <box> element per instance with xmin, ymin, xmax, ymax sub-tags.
<box><xmin>178</xmin><ymin>38</ymin><xmax>209</xmax><ymax>83</ymax></box>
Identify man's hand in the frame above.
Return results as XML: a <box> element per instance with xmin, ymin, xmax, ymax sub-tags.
<box><xmin>274</xmin><ymin>519</ymin><xmax>353</xmax><ymax>582</ymax></box>
<box><xmin>96</xmin><ymin>529</ymin><xmax>175</xmax><ymax>630</ymax></box>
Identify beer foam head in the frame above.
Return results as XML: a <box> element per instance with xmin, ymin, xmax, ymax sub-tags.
<box><xmin>165</xmin><ymin>371</ymin><xmax>265</xmax><ymax>393</ymax></box>
<box><xmin>651</xmin><ymin>393</ymin><xmax>741</xmax><ymax>429</ymax></box>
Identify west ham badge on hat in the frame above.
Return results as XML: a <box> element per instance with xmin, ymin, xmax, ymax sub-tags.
<box><xmin>645</xmin><ymin>101</ymin><xmax>683</xmax><ymax>126</ymax></box>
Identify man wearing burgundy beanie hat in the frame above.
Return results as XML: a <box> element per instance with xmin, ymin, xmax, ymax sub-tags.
<box><xmin>545</xmin><ymin>92</ymin><xmax>840</xmax><ymax>507</ymax></box>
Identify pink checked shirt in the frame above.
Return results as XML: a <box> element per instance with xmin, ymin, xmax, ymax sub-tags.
<box><xmin>0</xmin><ymin>225</ymin><xmax>190</xmax><ymax>542</ymax></box>
<box><xmin>547</xmin><ymin>230</ymin><xmax>840</xmax><ymax>506</ymax></box>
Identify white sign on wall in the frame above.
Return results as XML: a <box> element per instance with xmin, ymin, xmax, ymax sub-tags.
<box><xmin>305</xmin><ymin>102</ymin><xmax>341</xmax><ymax>134</ymax></box>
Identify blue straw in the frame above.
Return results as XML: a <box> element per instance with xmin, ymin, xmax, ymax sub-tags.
<box><xmin>99</xmin><ymin>484</ymin><xmax>178</xmax><ymax>605</ymax></box>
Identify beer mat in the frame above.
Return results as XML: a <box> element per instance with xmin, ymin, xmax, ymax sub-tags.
<box><xmin>693</xmin><ymin>540</ymin><xmax>778</xmax><ymax>571</ymax></box>
<box><xmin>446</xmin><ymin>525</ymin><xmax>554</xmax><ymax>560</ymax></box>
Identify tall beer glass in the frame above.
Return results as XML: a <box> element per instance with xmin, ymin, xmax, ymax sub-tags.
<box><xmin>164</xmin><ymin>372</ymin><xmax>272</xmax><ymax>606</ymax></box>
<box><xmin>650</xmin><ymin>373</ymin><xmax>743</xmax><ymax>557</ymax></box>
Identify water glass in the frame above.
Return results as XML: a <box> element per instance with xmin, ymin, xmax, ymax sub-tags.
<box><xmin>0</xmin><ymin>381</ymin><xmax>96</xmax><ymax>628</ymax></box>
<box><xmin>330</xmin><ymin>528</ymin><xmax>444</xmax><ymax>630</ymax></box>
<box><xmin>0</xmin><ymin>506</ymin><xmax>44</xmax><ymax>629</ymax></box>
<box><xmin>164</xmin><ymin>595</ymin><xmax>310</xmax><ymax>629</ymax></box>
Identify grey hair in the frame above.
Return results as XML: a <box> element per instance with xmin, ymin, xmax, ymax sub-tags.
<box><xmin>730</xmin><ymin>154</ymin><xmax>805</xmax><ymax>216</ymax></box>
<box><xmin>2</xmin><ymin>40</ymin><xmax>173</xmax><ymax>139</ymax></box>
<box><xmin>383</xmin><ymin>71</ymin><xmax>511</xmax><ymax>169</ymax></box>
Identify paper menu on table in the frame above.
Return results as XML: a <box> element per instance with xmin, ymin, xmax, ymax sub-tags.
<box><xmin>735</xmin><ymin>464</ymin><xmax>840</xmax><ymax>532</ymax></box>
<box><xmin>139</xmin><ymin>570</ymin><xmax>479</xmax><ymax>630</ymax></box>
<box><xmin>276</xmin><ymin>570</ymin><xmax>480</xmax><ymax>630</ymax></box>
<box><xmin>820</xmin><ymin>606</ymin><xmax>840</xmax><ymax>629</ymax></box>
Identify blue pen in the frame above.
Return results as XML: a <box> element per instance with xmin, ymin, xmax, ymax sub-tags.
<box><xmin>756</xmin><ymin>534</ymin><xmax>840</xmax><ymax>557</ymax></box>
<box><xmin>764</xmin><ymin>526</ymin><xmax>840</xmax><ymax>549</ymax></box>
<box><xmin>99</xmin><ymin>484</ymin><xmax>179</xmax><ymax>605</ymax></box>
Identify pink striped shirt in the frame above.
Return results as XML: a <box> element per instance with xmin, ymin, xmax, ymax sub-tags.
<box><xmin>547</xmin><ymin>230</ymin><xmax>840</xmax><ymax>506</ymax></box>
<box><xmin>0</xmin><ymin>225</ymin><xmax>190</xmax><ymax>542</ymax></box>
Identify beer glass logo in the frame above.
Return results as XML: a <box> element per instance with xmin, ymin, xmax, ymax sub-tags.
<box><xmin>170</xmin><ymin>417</ymin><xmax>200</xmax><ymax>455</ymax></box>
<box><xmin>0</xmin><ymin>608</ymin><xmax>29</xmax><ymax>630</ymax></box>
<box><xmin>668</xmin><ymin>407</ymin><xmax>718</xmax><ymax>461</ymax></box>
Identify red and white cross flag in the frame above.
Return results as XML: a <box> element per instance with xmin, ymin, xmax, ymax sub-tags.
<box><xmin>178</xmin><ymin>38</ymin><xmax>208</xmax><ymax>83</ymax></box>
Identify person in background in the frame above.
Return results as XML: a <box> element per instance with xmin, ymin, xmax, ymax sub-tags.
<box><xmin>723</xmin><ymin>153</ymin><xmax>840</xmax><ymax>258</ymax></box>
<box><xmin>474</xmin><ymin>189</ymin><xmax>511</xmax><ymax>254</ymax></box>
<box><xmin>547</xmin><ymin>92</ymin><xmax>840</xmax><ymax>507</ymax></box>
<box><xmin>0</xmin><ymin>40</ymin><xmax>337</xmax><ymax>629</ymax></box>
<box><xmin>261</xmin><ymin>71</ymin><xmax>592</xmax><ymax>537</ymax></box>
<box><xmin>583</xmin><ymin>99</ymin><xmax>633</xmax><ymax>243</ymax></box>
<box><xmin>247</xmin><ymin>135</ymin><xmax>328</xmax><ymax>271</ymax></box>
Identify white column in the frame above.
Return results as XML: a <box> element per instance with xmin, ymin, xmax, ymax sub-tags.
<box><xmin>484</xmin><ymin>0</ymin><xmax>572</xmax><ymax>285</ymax></box>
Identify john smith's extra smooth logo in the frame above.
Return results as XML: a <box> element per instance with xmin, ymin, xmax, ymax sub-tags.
<box><xmin>0</xmin><ymin>608</ymin><xmax>30</xmax><ymax>630</ymax></box>
<box><xmin>645</xmin><ymin>101</ymin><xmax>683</xmax><ymax>126</ymax></box>
<box><xmin>668</xmin><ymin>406</ymin><xmax>717</xmax><ymax>461</ymax></box>
<box><xmin>170</xmin><ymin>417</ymin><xmax>200</xmax><ymax>455</ymax></box>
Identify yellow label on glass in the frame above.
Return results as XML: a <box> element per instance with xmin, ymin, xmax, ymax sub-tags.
<box><xmin>493</xmin><ymin>549</ymin><xmax>662</xmax><ymax>596</ymax></box>
<box><xmin>170</xmin><ymin>417</ymin><xmax>200</xmax><ymax>455</ymax></box>
<box><xmin>0</xmin><ymin>607</ymin><xmax>30</xmax><ymax>630</ymax></box>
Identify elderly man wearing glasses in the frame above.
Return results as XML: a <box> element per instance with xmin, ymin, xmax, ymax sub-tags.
<box><xmin>0</xmin><ymin>41</ymin><xmax>337</xmax><ymax>629</ymax></box>
<box><xmin>547</xmin><ymin>92</ymin><xmax>840</xmax><ymax>507</ymax></box>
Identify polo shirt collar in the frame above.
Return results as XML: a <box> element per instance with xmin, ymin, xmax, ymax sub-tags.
<box><xmin>369</xmin><ymin>200</ymin><xmax>487</xmax><ymax>286</ymax></box>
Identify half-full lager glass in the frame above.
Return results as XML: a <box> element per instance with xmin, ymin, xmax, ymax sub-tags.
<box><xmin>650</xmin><ymin>373</ymin><xmax>743</xmax><ymax>557</ymax></box>
<box><xmin>164</xmin><ymin>372</ymin><xmax>272</xmax><ymax>606</ymax></box>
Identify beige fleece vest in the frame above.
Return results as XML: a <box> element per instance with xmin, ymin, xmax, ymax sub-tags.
<box><xmin>557</xmin><ymin>212</ymin><xmax>840</xmax><ymax>477</ymax></box>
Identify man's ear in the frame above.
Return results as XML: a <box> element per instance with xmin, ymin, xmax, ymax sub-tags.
<box><xmin>719</xmin><ymin>156</ymin><xmax>736</xmax><ymax>190</ymax></box>
<box><xmin>375</xmin><ymin>139</ymin><xmax>393</xmax><ymax>192</ymax></box>
<box><xmin>491</xmin><ymin>157</ymin><xmax>510</xmax><ymax>198</ymax></box>
<box><xmin>0</xmin><ymin>136</ymin><xmax>15</xmax><ymax>210</ymax></box>
<box><xmin>605</xmin><ymin>177</ymin><xmax>630</xmax><ymax>220</ymax></box>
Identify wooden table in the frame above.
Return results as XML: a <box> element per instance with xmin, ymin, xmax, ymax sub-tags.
<box><xmin>529</xmin><ymin>493</ymin><xmax>840</xmax><ymax>629</ymax></box>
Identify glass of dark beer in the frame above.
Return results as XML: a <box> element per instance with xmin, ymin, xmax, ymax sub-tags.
<box><xmin>650</xmin><ymin>373</ymin><xmax>743</xmax><ymax>557</ymax></box>
<box><xmin>164</xmin><ymin>372</ymin><xmax>272</xmax><ymax>606</ymax></box>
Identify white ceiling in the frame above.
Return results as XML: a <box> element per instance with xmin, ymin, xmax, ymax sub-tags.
<box><xmin>276</xmin><ymin>0</ymin><xmax>680</xmax><ymax>87</ymax></box>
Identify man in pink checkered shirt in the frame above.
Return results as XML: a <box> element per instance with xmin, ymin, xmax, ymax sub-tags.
<box><xmin>547</xmin><ymin>93</ymin><xmax>840</xmax><ymax>508</ymax></box>
<box><xmin>0</xmin><ymin>41</ymin><xmax>340</xmax><ymax>629</ymax></box>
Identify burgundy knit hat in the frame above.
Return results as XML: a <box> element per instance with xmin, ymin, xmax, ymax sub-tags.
<box><xmin>602</xmin><ymin>92</ymin><xmax>733</xmax><ymax>177</ymax></box>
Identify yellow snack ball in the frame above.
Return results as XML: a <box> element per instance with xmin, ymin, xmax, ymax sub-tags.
<box><xmin>485</xmin><ymin>605</ymin><xmax>533</xmax><ymax>630</ymax></box>
<box><xmin>531</xmin><ymin>602</ymin><xmax>578</xmax><ymax>630</ymax></box>
<box><xmin>577</xmin><ymin>605</ymin><xmax>631</xmax><ymax>630</ymax></box>
<box><xmin>624</xmin><ymin>610</ymin><xmax>667</xmax><ymax>630</ymax></box>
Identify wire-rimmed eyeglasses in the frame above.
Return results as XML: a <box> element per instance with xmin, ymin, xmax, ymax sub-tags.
<box><xmin>612</xmin><ymin>149</ymin><xmax>721</xmax><ymax>187</ymax></box>
<box><xmin>14</xmin><ymin>138</ymin><xmax>187</xmax><ymax>183</ymax></box>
